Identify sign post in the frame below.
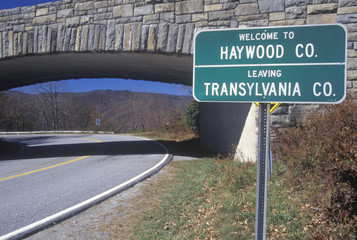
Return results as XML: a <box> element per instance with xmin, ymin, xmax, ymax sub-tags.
<box><xmin>256</xmin><ymin>103</ymin><xmax>270</xmax><ymax>240</ymax></box>
<box><xmin>193</xmin><ymin>24</ymin><xmax>346</xmax><ymax>240</ymax></box>
<box><xmin>95</xmin><ymin>118</ymin><xmax>101</xmax><ymax>132</ymax></box>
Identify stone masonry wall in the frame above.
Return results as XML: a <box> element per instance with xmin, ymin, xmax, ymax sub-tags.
<box><xmin>0</xmin><ymin>0</ymin><xmax>356</xmax><ymax>125</ymax></box>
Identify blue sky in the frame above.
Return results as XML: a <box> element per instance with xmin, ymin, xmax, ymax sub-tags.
<box><xmin>3</xmin><ymin>0</ymin><xmax>191</xmax><ymax>95</ymax></box>
<box><xmin>0</xmin><ymin>0</ymin><xmax>55</xmax><ymax>10</ymax></box>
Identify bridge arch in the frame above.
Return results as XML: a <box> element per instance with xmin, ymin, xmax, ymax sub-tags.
<box><xmin>0</xmin><ymin>52</ymin><xmax>192</xmax><ymax>90</ymax></box>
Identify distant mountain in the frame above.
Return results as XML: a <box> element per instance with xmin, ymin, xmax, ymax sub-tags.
<box><xmin>0</xmin><ymin>90</ymin><xmax>193</xmax><ymax>132</ymax></box>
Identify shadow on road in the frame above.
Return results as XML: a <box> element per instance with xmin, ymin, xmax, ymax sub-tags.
<box><xmin>0</xmin><ymin>136</ymin><xmax>211</xmax><ymax>161</ymax></box>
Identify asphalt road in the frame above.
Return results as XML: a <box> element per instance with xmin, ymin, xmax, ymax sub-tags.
<box><xmin>0</xmin><ymin>134</ymin><xmax>168</xmax><ymax>238</ymax></box>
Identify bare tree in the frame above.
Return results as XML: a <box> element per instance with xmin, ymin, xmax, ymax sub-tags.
<box><xmin>33</xmin><ymin>81</ymin><xmax>68</xmax><ymax>131</ymax></box>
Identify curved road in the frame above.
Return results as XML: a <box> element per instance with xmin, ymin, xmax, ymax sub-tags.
<box><xmin>0</xmin><ymin>134</ymin><xmax>169</xmax><ymax>239</ymax></box>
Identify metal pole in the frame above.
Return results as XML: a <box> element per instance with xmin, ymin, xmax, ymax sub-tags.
<box><xmin>255</xmin><ymin>103</ymin><xmax>270</xmax><ymax>240</ymax></box>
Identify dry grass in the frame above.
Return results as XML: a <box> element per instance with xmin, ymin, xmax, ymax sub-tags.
<box><xmin>97</xmin><ymin>162</ymin><xmax>180</xmax><ymax>239</ymax></box>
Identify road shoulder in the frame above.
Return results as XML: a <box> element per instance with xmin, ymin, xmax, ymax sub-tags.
<box><xmin>25</xmin><ymin>162</ymin><xmax>177</xmax><ymax>240</ymax></box>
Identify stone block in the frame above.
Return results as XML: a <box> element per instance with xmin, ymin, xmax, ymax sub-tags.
<box><xmin>240</xmin><ymin>19</ymin><xmax>269</xmax><ymax>27</ymax></box>
<box><xmin>56</xmin><ymin>22</ymin><xmax>65</xmax><ymax>51</ymax></box>
<box><xmin>209</xmin><ymin>20</ymin><xmax>231</xmax><ymax>27</ymax></box>
<box><xmin>269</xmin><ymin>12</ymin><xmax>285</xmax><ymax>21</ymax></box>
<box><xmin>235</xmin><ymin>3</ymin><xmax>260</xmax><ymax>16</ymax></box>
<box><xmin>94</xmin><ymin>13</ymin><xmax>113</xmax><ymax>21</ymax></box>
<box><xmin>140</xmin><ymin>24</ymin><xmax>149</xmax><ymax>50</ymax></box>
<box><xmin>105</xmin><ymin>20</ymin><xmax>116</xmax><ymax>50</ymax></box>
<box><xmin>176</xmin><ymin>24</ymin><xmax>185</xmax><ymax>53</ymax></box>
<box><xmin>192</xmin><ymin>13</ymin><xmax>208</xmax><ymax>22</ymax></box>
<box><xmin>176</xmin><ymin>14</ymin><xmax>191</xmax><ymax>24</ymax></box>
<box><xmin>23</xmin><ymin>12</ymin><xmax>36</xmax><ymax>20</ymax></box>
<box><xmin>0</xmin><ymin>10</ymin><xmax>8</xmax><ymax>17</ymax></box>
<box><xmin>338</xmin><ymin>6</ymin><xmax>357</xmax><ymax>15</ymax></box>
<box><xmin>182</xmin><ymin>23</ymin><xmax>194</xmax><ymax>54</ymax></box>
<box><xmin>131</xmin><ymin>16</ymin><xmax>144</xmax><ymax>23</ymax></box>
<box><xmin>27</xmin><ymin>31</ymin><xmax>34</xmax><ymax>54</ymax></box>
<box><xmin>349</xmin><ymin>32</ymin><xmax>357</xmax><ymax>42</ymax></box>
<box><xmin>21</xmin><ymin>6</ymin><xmax>36</xmax><ymax>13</ymax></box>
<box><xmin>175</xmin><ymin>0</ymin><xmax>204</xmax><ymax>15</ymax></box>
<box><xmin>339</xmin><ymin>0</ymin><xmax>357</xmax><ymax>7</ymax></box>
<box><xmin>237</xmin><ymin>14</ymin><xmax>268</xmax><ymax>22</ymax></box>
<box><xmin>337</xmin><ymin>13</ymin><xmax>357</xmax><ymax>24</ymax></box>
<box><xmin>11</xmin><ymin>14</ymin><xmax>23</xmax><ymax>21</ymax></box>
<box><xmin>74</xmin><ymin>2</ymin><xmax>94</xmax><ymax>11</ymax></box>
<box><xmin>80</xmin><ymin>24</ymin><xmax>89</xmax><ymax>51</ymax></box>
<box><xmin>143</xmin><ymin>14</ymin><xmax>159</xmax><ymax>24</ymax></box>
<box><xmin>157</xmin><ymin>22</ymin><xmax>168</xmax><ymax>52</ymax></box>
<box><xmin>132</xmin><ymin>22</ymin><xmax>142</xmax><ymax>51</ymax></box>
<box><xmin>57</xmin><ymin>9</ymin><xmax>73</xmax><ymax>18</ymax></box>
<box><xmin>270</xmin><ymin>19</ymin><xmax>306</xmax><ymax>26</ymax></box>
<box><xmin>134</xmin><ymin>5</ymin><xmax>154</xmax><ymax>16</ymax></box>
<box><xmin>286</xmin><ymin>6</ymin><xmax>307</xmax><ymax>19</ymax></box>
<box><xmin>97</xmin><ymin>8</ymin><xmax>107</xmax><ymax>14</ymax></box>
<box><xmin>98</xmin><ymin>25</ymin><xmax>106</xmax><ymax>50</ymax></box>
<box><xmin>87</xmin><ymin>24</ymin><xmax>94</xmax><ymax>51</ymax></box>
<box><xmin>147</xmin><ymin>24</ymin><xmax>157</xmax><ymax>51</ymax></box>
<box><xmin>123</xmin><ymin>23</ymin><xmax>131</xmax><ymax>50</ymax></box>
<box><xmin>80</xmin><ymin>16</ymin><xmax>91</xmax><ymax>24</ymax></box>
<box><xmin>75</xmin><ymin>26</ymin><xmax>81</xmax><ymax>51</ymax></box>
<box><xmin>204</xmin><ymin>4</ymin><xmax>223</xmax><ymax>12</ymax></box>
<box><xmin>115</xmin><ymin>24</ymin><xmax>124</xmax><ymax>50</ymax></box>
<box><xmin>2</xmin><ymin>32</ymin><xmax>8</xmax><ymax>57</ymax></box>
<box><xmin>159</xmin><ymin>12</ymin><xmax>173</xmax><ymax>23</ymax></box>
<box><xmin>223</xmin><ymin>2</ymin><xmax>238</xmax><ymax>10</ymax></box>
<box><xmin>13</xmin><ymin>24</ymin><xmax>25</xmax><ymax>32</ymax></box>
<box><xmin>205</xmin><ymin>0</ymin><xmax>220</xmax><ymax>4</ymax></box>
<box><xmin>155</xmin><ymin>3</ymin><xmax>175</xmax><ymax>13</ymax></box>
<box><xmin>348</xmin><ymin>70</ymin><xmax>357</xmax><ymax>80</ymax></box>
<box><xmin>14</xmin><ymin>32</ymin><xmax>22</xmax><ymax>55</ymax></box>
<box><xmin>348</xmin><ymin>42</ymin><xmax>353</xmax><ymax>49</ymax></box>
<box><xmin>69</xmin><ymin>28</ymin><xmax>77</xmax><ymax>51</ymax></box>
<box><xmin>33</xmin><ymin>14</ymin><xmax>56</xmax><ymax>25</ymax></box>
<box><xmin>75</xmin><ymin>10</ymin><xmax>88</xmax><ymax>17</ymax></box>
<box><xmin>348</xmin><ymin>58</ymin><xmax>357</xmax><ymax>70</ymax></box>
<box><xmin>209</xmin><ymin>10</ymin><xmax>234</xmax><ymax>21</ymax></box>
<box><xmin>21</xmin><ymin>31</ymin><xmax>27</xmax><ymax>54</ymax></box>
<box><xmin>66</xmin><ymin>17</ymin><xmax>80</xmax><ymax>27</ymax></box>
<box><xmin>307</xmin><ymin>13</ymin><xmax>336</xmax><ymax>24</ymax></box>
<box><xmin>167</xmin><ymin>24</ymin><xmax>178</xmax><ymax>52</ymax></box>
<box><xmin>307</xmin><ymin>3</ymin><xmax>338</xmax><ymax>15</ymax></box>
<box><xmin>36</xmin><ymin>8</ymin><xmax>48</xmax><ymax>16</ymax></box>
<box><xmin>113</xmin><ymin>5</ymin><xmax>133</xmax><ymax>17</ymax></box>
<box><xmin>230</xmin><ymin>20</ymin><xmax>238</xmax><ymax>28</ymax></box>
<box><xmin>258</xmin><ymin>0</ymin><xmax>284</xmax><ymax>13</ymax></box>
<box><xmin>95</xmin><ymin>1</ymin><xmax>109</xmax><ymax>9</ymax></box>
<box><xmin>239</xmin><ymin>0</ymin><xmax>257</xmax><ymax>3</ymax></box>
<box><xmin>6</xmin><ymin>8</ymin><xmax>21</xmax><ymax>16</ymax></box>
<box><xmin>286</xmin><ymin>0</ymin><xmax>311</xmax><ymax>8</ymax></box>
<box><xmin>348</xmin><ymin>49</ymin><xmax>357</xmax><ymax>58</ymax></box>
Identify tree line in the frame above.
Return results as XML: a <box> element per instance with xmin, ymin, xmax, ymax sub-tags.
<box><xmin>0</xmin><ymin>82</ymin><xmax>192</xmax><ymax>133</ymax></box>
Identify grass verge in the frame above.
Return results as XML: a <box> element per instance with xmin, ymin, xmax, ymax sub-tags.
<box><xmin>130</xmin><ymin>156</ymin><xmax>322</xmax><ymax>239</ymax></box>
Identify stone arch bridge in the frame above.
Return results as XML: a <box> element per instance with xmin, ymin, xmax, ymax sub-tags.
<box><xmin>0</xmin><ymin>0</ymin><xmax>356</xmax><ymax>160</ymax></box>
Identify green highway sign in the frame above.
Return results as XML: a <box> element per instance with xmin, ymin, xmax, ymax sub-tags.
<box><xmin>193</xmin><ymin>24</ymin><xmax>347</xmax><ymax>103</ymax></box>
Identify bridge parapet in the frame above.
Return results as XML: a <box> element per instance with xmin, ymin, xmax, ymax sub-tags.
<box><xmin>0</xmin><ymin>1</ymin><xmax>354</xmax><ymax>64</ymax></box>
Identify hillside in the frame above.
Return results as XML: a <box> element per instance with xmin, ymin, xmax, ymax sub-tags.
<box><xmin>0</xmin><ymin>89</ymin><xmax>193</xmax><ymax>133</ymax></box>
